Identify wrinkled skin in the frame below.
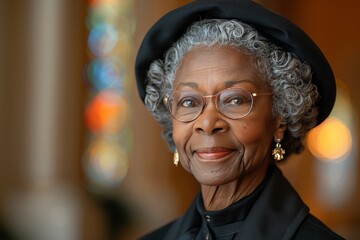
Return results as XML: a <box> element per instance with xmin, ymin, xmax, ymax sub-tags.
<box><xmin>171</xmin><ymin>46</ymin><xmax>286</xmax><ymax>211</ymax></box>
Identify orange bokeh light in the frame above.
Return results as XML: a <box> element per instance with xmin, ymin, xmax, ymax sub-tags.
<box><xmin>307</xmin><ymin>117</ymin><xmax>352</xmax><ymax>160</ymax></box>
<box><xmin>85</xmin><ymin>90</ymin><xmax>127</xmax><ymax>133</ymax></box>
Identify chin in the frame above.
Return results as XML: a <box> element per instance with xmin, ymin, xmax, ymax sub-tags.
<box><xmin>194</xmin><ymin>173</ymin><xmax>238</xmax><ymax>187</ymax></box>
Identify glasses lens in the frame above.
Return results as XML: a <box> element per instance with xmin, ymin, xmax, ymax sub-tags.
<box><xmin>217</xmin><ymin>89</ymin><xmax>253</xmax><ymax>119</ymax></box>
<box><xmin>168</xmin><ymin>91</ymin><xmax>203</xmax><ymax>122</ymax></box>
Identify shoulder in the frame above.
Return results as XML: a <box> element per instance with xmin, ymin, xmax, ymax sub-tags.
<box><xmin>138</xmin><ymin>220</ymin><xmax>176</xmax><ymax>240</ymax></box>
<box><xmin>139</xmin><ymin>193</ymin><xmax>202</xmax><ymax>240</ymax></box>
<box><xmin>293</xmin><ymin>214</ymin><xmax>345</xmax><ymax>240</ymax></box>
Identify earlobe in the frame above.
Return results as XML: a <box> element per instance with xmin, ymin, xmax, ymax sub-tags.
<box><xmin>274</xmin><ymin>116</ymin><xmax>287</xmax><ymax>140</ymax></box>
<box><xmin>274</xmin><ymin>124</ymin><xmax>286</xmax><ymax>140</ymax></box>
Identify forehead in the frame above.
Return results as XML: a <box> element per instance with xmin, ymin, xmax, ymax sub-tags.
<box><xmin>174</xmin><ymin>46</ymin><xmax>266</xmax><ymax>90</ymax></box>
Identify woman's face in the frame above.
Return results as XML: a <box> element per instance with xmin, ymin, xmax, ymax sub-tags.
<box><xmin>171</xmin><ymin>46</ymin><xmax>284</xmax><ymax>186</ymax></box>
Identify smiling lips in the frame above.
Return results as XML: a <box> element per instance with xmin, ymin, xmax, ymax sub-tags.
<box><xmin>195</xmin><ymin>147</ymin><xmax>235</xmax><ymax>160</ymax></box>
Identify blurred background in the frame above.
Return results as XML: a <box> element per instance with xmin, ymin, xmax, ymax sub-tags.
<box><xmin>1</xmin><ymin>0</ymin><xmax>360</xmax><ymax>239</ymax></box>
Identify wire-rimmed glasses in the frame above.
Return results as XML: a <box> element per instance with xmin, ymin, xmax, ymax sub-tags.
<box><xmin>164</xmin><ymin>88</ymin><xmax>273</xmax><ymax>122</ymax></box>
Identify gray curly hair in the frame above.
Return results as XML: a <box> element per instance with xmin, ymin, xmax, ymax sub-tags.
<box><xmin>144</xmin><ymin>19</ymin><xmax>319</xmax><ymax>157</ymax></box>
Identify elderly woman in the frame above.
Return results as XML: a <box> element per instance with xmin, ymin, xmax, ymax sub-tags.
<box><xmin>135</xmin><ymin>0</ymin><xmax>344</xmax><ymax>239</ymax></box>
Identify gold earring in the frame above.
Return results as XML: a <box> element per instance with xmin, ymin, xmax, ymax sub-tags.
<box><xmin>272</xmin><ymin>138</ymin><xmax>285</xmax><ymax>161</ymax></box>
<box><xmin>173</xmin><ymin>149</ymin><xmax>179</xmax><ymax>167</ymax></box>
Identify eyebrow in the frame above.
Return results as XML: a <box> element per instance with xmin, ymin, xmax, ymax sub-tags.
<box><xmin>224</xmin><ymin>79</ymin><xmax>254</xmax><ymax>88</ymax></box>
<box><xmin>177</xmin><ymin>82</ymin><xmax>199</xmax><ymax>88</ymax></box>
<box><xmin>176</xmin><ymin>79</ymin><xmax>255</xmax><ymax>89</ymax></box>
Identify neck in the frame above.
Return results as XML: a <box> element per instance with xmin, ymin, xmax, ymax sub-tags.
<box><xmin>200</xmin><ymin>162</ymin><xmax>270</xmax><ymax>211</ymax></box>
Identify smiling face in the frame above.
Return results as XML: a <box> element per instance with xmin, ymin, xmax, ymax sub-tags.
<box><xmin>171</xmin><ymin>46</ymin><xmax>285</xmax><ymax>187</ymax></box>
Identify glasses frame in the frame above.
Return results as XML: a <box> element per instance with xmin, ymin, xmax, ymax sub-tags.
<box><xmin>163</xmin><ymin>87</ymin><xmax>273</xmax><ymax>122</ymax></box>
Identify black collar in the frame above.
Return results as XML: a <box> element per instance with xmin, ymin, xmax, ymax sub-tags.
<box><xmin>163</xmin><ymin>165</ymin><xmax>309</xmax><ymax>240</ymax></box>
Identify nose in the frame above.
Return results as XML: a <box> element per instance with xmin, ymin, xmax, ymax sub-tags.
<box><xmin>193</xmin><ymin>101</ymin><xmax>229</xmax><ymax>135</ymax></box>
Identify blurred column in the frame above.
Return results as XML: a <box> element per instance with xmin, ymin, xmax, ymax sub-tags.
<box><xmin>0</xmin><ymin>0</ymin><xmax>87</xmax><ymax>240</ymax></box>
<box><xmin>27</xmin><ymin>0</ymin><xmax>63</xmax><ymax>186</ymax></box>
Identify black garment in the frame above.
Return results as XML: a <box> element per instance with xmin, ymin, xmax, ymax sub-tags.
<box><xmin>194</xmin><ymin>169</ymin><xmax>267</xmax><ymax>240</ymax></box>
<box><xmin>140</xmin><ymin>166</ymin><xmax>344</xmax><ymax>240</ymax></box>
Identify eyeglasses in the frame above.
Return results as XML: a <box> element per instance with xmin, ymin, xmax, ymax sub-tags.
<box><xmin>164</xmin><ymin>88</ymin><xmax>272</xmax><ymax>122</ymax></box>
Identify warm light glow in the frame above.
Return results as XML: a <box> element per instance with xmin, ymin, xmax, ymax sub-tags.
<box><xmin>85</xmin><ymin>90</ymin><xmax>127</xmax><ymax>133</ymax></box>
<box><xmin>85</xmin><ymin>139</ymin><xmax>129</xmax><ymax>187</ymax></box>
<box><xmin>307</xmin><ymin>117</ymin><xmax>352</xmax><ymax>160</ymax></box>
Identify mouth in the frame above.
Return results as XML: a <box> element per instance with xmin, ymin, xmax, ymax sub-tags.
<box><xmin>194</xmin><ymin>147</ymin><xmax>236</xmax><ymax>160</ymax></box>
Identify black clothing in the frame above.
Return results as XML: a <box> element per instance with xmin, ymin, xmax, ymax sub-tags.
<box><xmin>140</xmin><ymin>166</ymin><xmax>344</xmax><ymax>240</ymax></box>
<box><xmin>194</xmin><ymin>168</ymin><xmax>267</xmax><ymax>240</ymax></box>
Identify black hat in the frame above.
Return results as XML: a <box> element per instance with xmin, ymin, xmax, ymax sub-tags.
<box><xmin>135</xmin><ymin>0</ymin><xmax>336</xmax><ymax>125</ymax></box>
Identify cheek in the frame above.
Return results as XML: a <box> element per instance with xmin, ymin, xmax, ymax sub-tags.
<box><xmin>172</xmin><ymin>121</ymin><xmax>192</xmax><ymax>149</ymax></box>
<box><xmin>172</xmin><ymin>122</ymin><xmax>193</xmax><ymax>172</ymax></box>
<box><xmin>232</xmin><ymin>118</ymin><xmax>276</xmax><ymax>149</ymax></box>
<box><xmin>172</xmin><ymin>122</ymin><xmax>182</xmax><ymax>146</ymax></box>
<box><xmin>233</xmin><ymin>122</ymin><xmax>264</xmax><ymax>144</ymax></box>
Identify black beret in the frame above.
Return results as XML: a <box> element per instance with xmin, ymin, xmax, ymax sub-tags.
<box><xmin>135</xmin><ymin>0</ymin><xmax>336</xmax><ymax>126</ymax></box>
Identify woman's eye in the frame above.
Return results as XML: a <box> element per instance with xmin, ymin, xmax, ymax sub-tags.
<box><xmin>180</xmin><ymin>99</ymin><xmax>193</xmax><ymax>107</ymax></box>
<box><xmin>228</xmin><ymin>97</ymin><xmax>242</xmax><ymax>105</ymax></box>
<box><xmin>224</xmin><ymin>95</ymin><xmax>251</xmax><ymax>106</ymax></box>
<box><xmin>226</xmin><ymin>96</ymin><xmax>245</xmax><ymax>105</ymax></box>
<box><xmin>178</xmin><ymin>97</ymin><xmax>199</xmax><ymax>108</ymax></box>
